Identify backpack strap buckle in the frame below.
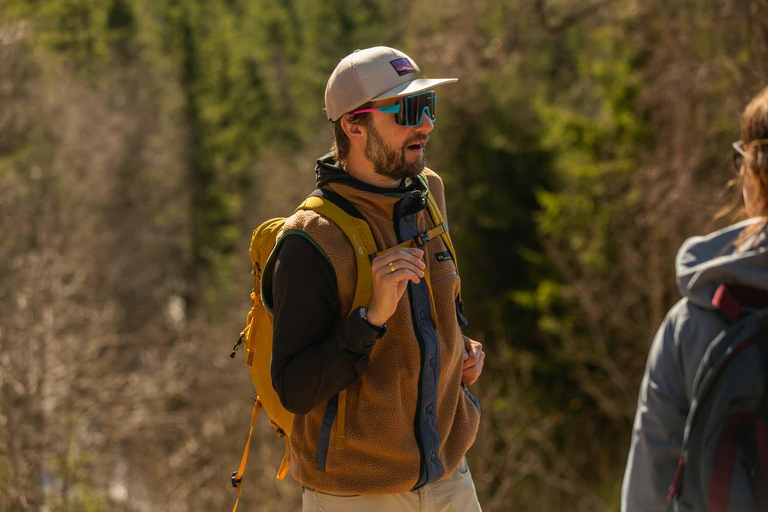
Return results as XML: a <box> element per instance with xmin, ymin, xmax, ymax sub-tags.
<box><xmin>415</xmin><ymin>223</ymin><xmax>448</xmax><ymax>247</ymax></box>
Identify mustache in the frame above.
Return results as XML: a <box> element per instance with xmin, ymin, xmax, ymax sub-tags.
<box><xmin>404</xmin><ymin>135</ymin><xmax>429</xmax><ymax>147</ymax></box>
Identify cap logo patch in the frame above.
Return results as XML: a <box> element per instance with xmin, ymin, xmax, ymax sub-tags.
<box><xmin>390</xmin><ymin>58</ymin><xmax>416</xmax><ymax>76</ymax></box>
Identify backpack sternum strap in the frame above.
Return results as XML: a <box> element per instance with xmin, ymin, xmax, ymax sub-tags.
<box><xmin>371</xmin><ymin>221</ymin><xmax>448</xmax><ymax>258</ymax></box>
<box><xmin>368</xmin><ymin>194</ymin><xmax>462</xmax><ymax>333</ymax></box>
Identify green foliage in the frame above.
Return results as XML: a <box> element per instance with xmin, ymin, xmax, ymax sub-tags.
<box><xmin>517</xmin><ymin>23</ymin><xmax>652</xmax><ymax>502</ymax></box>
<box><xmin>537</xmin><ymin>26</ymin><xmax>647</xmax><ymax>284</ymax></box>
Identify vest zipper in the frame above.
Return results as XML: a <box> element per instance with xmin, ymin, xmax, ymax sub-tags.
<box><xmin>408</xmin><ymin>287</ymin><xmax>428</xmax><ymax>489</ymax></box>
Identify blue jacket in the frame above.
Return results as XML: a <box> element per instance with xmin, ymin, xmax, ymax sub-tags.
<box><xmin>622</xmin><ymin>219</ymin><xmax>768</xmax><ymax>511</ymax></box>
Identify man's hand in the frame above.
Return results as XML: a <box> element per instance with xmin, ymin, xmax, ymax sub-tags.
<box><xmin>366</xmin><ymin>248</ymin><xmax>425</xmax><ymax>326</ymax></box>
<box><xmin>462</xmin><ymin>337</ymin><xmax>484</xmax><ymax>386</ymax></box>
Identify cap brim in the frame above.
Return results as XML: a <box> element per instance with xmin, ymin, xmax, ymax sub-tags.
<box><xmin>371</xmin><ymin>78</ymin><xmax>458</xmax><ymax>102</ymax></box>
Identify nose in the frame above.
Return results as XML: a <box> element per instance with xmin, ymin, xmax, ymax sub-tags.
<box><xmin>415</xmin><ymin>111</ymin><xmax>434</xmax><ymax>133</ymax></box>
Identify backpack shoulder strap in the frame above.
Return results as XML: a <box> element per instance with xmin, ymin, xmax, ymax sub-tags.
<box><xmin>295</xmin><ymin>189</ymin><xmax>378</xmax><ymax>313</ymax></box>
<box><xmin>713</xmin><ymin>284</ymin><xmax>768</xmax><ymax>323</ymax></box>
<box><xmin>293</xmin><ymin>189</ymin><xmax>380</xmax><ymax>451</ymax></box>
<box><xmin>425</xmin><ymin>192</ymin><xmax>459</xmax><ymax>275</ymax></box>
<box><xmin>260</xmin><ymin>189</ymin><xmax>378</xmax><ymax>314</ymax></box>
<box><xmin>424</xmin><ymin>192</ymin><xmax>468</xmax><ymax>326</ymax></box>
<box><xmin>688</xmin><ymin>285</ymin><xmax>768</xmax><ymax>411</ymax></box>
<box><xmin>670</xmin><ymin>286</ymin><xmax>768</xmax><ymax>503</ymax></box>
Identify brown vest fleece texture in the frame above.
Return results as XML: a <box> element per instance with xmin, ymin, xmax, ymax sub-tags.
<box><xmin>279</xmin><ymin>168</ymin><xmax>480</xmax><ymax>495</ymax></box>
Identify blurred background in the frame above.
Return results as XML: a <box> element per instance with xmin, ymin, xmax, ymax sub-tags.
<box><xmin>1</xmin><ymin>0</ymin><xmax>767</xmax><ymax>510</ymax></box>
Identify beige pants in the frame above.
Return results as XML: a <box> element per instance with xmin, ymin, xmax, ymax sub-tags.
<box><xmin>302</xmin><ymin>458</ymin><xmax>482</xmax><ymax>512</ymax></box>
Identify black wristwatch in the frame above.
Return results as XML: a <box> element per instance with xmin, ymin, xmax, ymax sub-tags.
<box><xmin>359</xmin><ymin>307</ymin><xmax>387</xmax><ymax>338</ymax></box>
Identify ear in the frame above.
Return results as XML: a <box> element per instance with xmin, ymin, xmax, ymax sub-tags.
<box><xmin>340</xmin><ymin>114</ymin><xmax>367</xmax><ymax>144</ymax></box>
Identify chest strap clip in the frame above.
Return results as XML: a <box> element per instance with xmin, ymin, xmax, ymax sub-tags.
<box><xmin>416</xmin><ymin>222</ymin><xmax>448</xmax><ymax>247</ymax></box>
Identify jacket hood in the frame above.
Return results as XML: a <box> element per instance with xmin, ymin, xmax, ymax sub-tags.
<box><xmin>314</xmin><ymin>152</ymin><xmax>423</xmax><ymax>194</ymax></box>
<box><xmin>677</xmin><ymin>218</ymin><xmax>768</xmax><ymax>309</ymax></box>
<box><xmin>315</xmin><ymin>152</ymin><xmax>349</xmax><ymax>188</ymax></box>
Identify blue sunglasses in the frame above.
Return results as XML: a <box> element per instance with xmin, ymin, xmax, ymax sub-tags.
<box><xmin>351</xmin><ymin>91</ymin><xmax>437</xmax><ymax>127</ymax></box>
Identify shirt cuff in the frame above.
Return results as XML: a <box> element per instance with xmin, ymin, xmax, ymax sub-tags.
<box><xmin>337</xmin><ymin>306</ymin><xmax>383</xmax><ymax>360</ymax></box>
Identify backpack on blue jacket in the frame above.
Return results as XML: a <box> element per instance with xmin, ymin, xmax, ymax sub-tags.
<box><xmin>668</xmin><ymin>284</ymin><xmax>768</xmax><ymax>511</ymax></box>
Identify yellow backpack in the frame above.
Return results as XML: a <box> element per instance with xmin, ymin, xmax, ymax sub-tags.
<box><xmin>229</xmin><ymin>188</ymin><xmax>459</xmax><ymax>511</ymax></box>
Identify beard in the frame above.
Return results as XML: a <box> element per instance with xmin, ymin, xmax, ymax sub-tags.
<box><xmin>365</xmin><ymin>122</ymin><xmax>428</xmax><ymax>180</ymax></box>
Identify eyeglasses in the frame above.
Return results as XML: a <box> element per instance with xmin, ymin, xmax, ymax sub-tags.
<box><xmin>732</xmin><ymin>138</ymin><xmax>768</xmax><ymax>171</ymax></box>
<box><xmin>350</xmin><ymin>91</ymin><xmax>437</xmax><ymax>127</ymax></box>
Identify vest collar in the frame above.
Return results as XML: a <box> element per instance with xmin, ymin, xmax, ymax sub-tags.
<box><xmin>315</xmin><ymin>152</ymin><xmax>428</xmax><ymax>198</ymax></box>
<box><xmin>315</xmin><ymin>153</ymin><xmax>431</xmax><ymax>221</ymax></box>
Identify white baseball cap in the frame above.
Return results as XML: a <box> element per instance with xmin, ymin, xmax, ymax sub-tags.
<box><xmin>324</xmin><ymin>46</ymin><xmax>458</xmax><ymax>122</ymax></box>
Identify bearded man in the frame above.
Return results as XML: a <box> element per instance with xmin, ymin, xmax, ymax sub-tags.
<box><xmin>268</xmin><ymin>46</ymin><xmax>485</xmax><ymax>512</ymax></box>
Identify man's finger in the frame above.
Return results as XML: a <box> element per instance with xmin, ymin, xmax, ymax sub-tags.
<box><xmin>378</xmin><ymin>247</ymin><xmax>424</xmax><ymax>259</ymax></box>
<box><xmin>377</xmin><ymin>260</ymin><xmax>424</xmax><ymax>278</ymax></box>
<box><xmin>375</xmin><ymin>247</ymin><xmax>424</xmax><ymax>260</ymax></box>
<box><xmin>373</xmin><ymin>248</ymin><xmax>425</xmax><ymax>270</ymax></box>
<box><xmin>383</xmin><ymin>268</ymin><xmax>422</xmax><ymax>285</ymax></box>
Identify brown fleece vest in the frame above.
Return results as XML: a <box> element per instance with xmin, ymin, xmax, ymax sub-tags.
<box><xmin>279</xmin><ymin>168</ymin><xmax>480</xmax><ymax>494</ymax></box>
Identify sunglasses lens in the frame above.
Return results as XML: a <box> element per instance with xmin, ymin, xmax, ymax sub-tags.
<box><xmin>401</xmin><ymin>92</ymin><xmax>436</xmax><ymax>126</ymax></box>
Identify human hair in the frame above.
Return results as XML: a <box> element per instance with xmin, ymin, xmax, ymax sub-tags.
<box><xmin>740</xmin><ymin>87</ymin><xmax>768</xmax><ymax>202</ymax></box>
<box><xmin>716</xmin><ymin>88</ymin><xmax>768</xmax><ymax>226</ymax></box>
<box><xmin>330</xmin><ymin>105</ymin><xmax>372</xmax><ymax>163</ymax></box>
<box><xmin>732</xmin><ymin>88</ymin><xmax>768</xmax><ymax>247</ymax></box>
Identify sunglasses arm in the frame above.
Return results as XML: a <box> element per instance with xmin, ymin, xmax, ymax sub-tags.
<box><xmin>350</xmin><ymin>105</ymin><xmax>401</xmax><ymax>115</ymax></box>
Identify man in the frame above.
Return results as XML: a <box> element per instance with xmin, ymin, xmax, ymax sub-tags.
<box><xmin>267</xmin><ymin>46</ymin><xmax>485</xmax><ymax>511</ymax></box>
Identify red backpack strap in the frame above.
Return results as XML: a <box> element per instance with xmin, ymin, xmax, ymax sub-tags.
<box><xmin>667</xmin><ymin>457</ymin><xmax>686</xmax><ymax>501</ymax></box>
<box><xmin>708</xmin><ymin>413</ymin><xmax>754</xmax><ymax>512</ymax></box>
<box><xmin>712</xmin><ymin>284</ymin><xmax>768</xmax><ymax>323</ymax></box>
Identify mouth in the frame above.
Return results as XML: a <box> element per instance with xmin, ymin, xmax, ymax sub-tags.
<box><xmin>406</xmin><ymin>140</ymin><xmax>427</xmax><ymax>152</ymax></box>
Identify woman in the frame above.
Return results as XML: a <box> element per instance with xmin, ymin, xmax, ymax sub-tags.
<box><xmin>622</xmin><ymin>87</ymin><xmax>768</xmax><ymax>511</ymax></box>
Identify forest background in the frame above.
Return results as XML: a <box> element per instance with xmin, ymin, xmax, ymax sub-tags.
<box><xmin>1</xmin><ymin>0</ymin><xmax>767</xmax><ymax>510</ymax></box>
